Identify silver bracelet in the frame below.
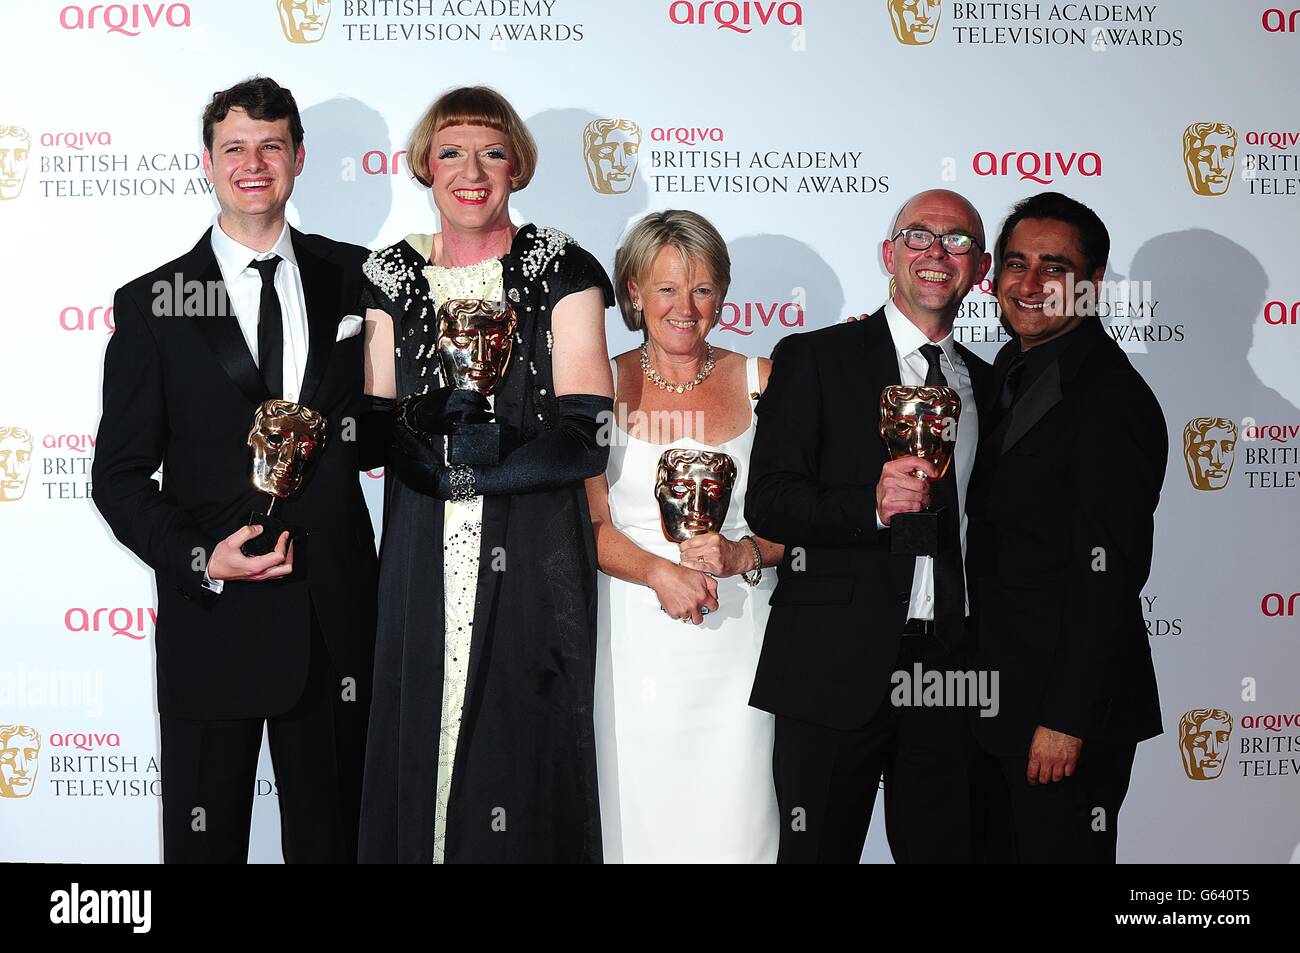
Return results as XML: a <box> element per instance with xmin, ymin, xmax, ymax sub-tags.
<box><xmin>740</xmin><ymin>534</ymin><xmax>762</xmax><ymax>587</ymax></box>
<box><xmin>448</xmin><ymin>464</ymin><xmax>477</xmax><ymax>503</ymax></box>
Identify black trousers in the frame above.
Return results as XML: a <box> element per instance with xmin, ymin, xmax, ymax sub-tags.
<box><xmin>972</xmin><ymin>734</ymin><xmax>1138</xmax><ymax>864</ymax></box>
<box><xmin>159</xmin><ymin>616</ymin><xmax>368</xmax><ymax>863</ymax></box>
<box><xmin>772</xmin><ymin>631</ymin><xmax>979</xmax><ymax>864</ymax></box>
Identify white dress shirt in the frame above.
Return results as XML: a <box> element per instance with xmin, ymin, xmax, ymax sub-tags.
<box><xmin>209</xmin><ymin>217</ymin><xmax>310</xmax><ymax>403</ymax></box>
<box><xmin>879</xmin><ymin>300</ymin><xmax>978</xmax><ymax>620</ymax></box>
<box><xmin>203</xmin><ymin>218</ymin><xmax>311</xmax><ymax>594</ymax></box>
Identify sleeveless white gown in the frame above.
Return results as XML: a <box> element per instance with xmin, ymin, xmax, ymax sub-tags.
<box><xmin>595</xmin><ymin>355</ymin><xmax>779</xmax><ymax>863</ymax></box>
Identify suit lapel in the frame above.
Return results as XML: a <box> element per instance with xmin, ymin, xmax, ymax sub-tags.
<box><xmin>185</xmin><ymin>229</ymin><xmax>270</xmax><ymax>406</ymax></box>
<box><xmin>997</xmin><ymin>320</ymin><xmax>1107</xmax><ymax>455</ymax></box>
<box><xmin>293</xmin><ymin>229</ymin><xmax>341</xmax><ymax>409</ymax></box>
<box><xmin>862</xmin><ymin>309</ymin><xmax>917</xmax><ymax>587</ymax></box>
<box><xmin>958</xmin><ymin>343</ymin><xmax>992</xmax><ymax>416</ymax></box>
<box><xmin>999</xmin><ymin>359</ymin><xmax>1062</xmax><ymax>454</ymax></box>
<box><xmin>861</xmin><ymin>308</ymin><xmax>902</xmax><ymax>393</ymax></box>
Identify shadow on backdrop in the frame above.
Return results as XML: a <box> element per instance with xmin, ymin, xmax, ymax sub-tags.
<box><xmin>293</xmin><ymin>97</ymin><xmax>393</xmax><ymax>246</ymax></box>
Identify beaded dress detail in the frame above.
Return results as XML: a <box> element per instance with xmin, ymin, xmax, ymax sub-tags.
<box><xmin>419</xmin><ymin>252</ymin><xmax>504</xmax><ymax>864</ymax></box>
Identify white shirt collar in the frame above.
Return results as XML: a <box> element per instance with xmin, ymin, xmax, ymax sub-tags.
<box><xmin>883</xmin><ymin>298</ymin><xmax>959</xmax><ymax>370</ymax></box>
<box><xmin>210</xmin><ymin>217</ymin><xmax>297</xmax><ymax>277</ymax></box>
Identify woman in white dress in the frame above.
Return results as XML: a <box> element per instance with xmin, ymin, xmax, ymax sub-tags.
<box><xmin>587</xmin><ymin>210</ymin><xmax>784</xmax><ymax>863</ymax></box>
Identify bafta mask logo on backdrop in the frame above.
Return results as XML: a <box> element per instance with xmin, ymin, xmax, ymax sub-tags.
<box><xmin>0</xmin><ymin>427</ymin><xmax>34</xmax><ymax>502</ymax></box>
<box><xmin>277</xmin><ymin>0</ymin><xmax>332</xmax><ymax>43</ymax></box>
<box><xmin>1183</xmin><ymin>122</ymin><xmax>1238</xmax><ymax>196</ymax></box>
<box><xmin>582</xmin><ymin>119</ymin><xmax>641</xmax><ymax>195</ymax></box>
<box><xmin>888</xmin><ymin>0</ymin><xmax>942</xmax><ymax>45</ymax></box>
<box><xmin>0</xmin><ymin>126</ymin><xmax>31</xmax><ymax>201</ymax></box>
<box><xmin>1178</xmin><ymin>709</ymin><xmax>1233</xmax><ymax>781</ymax></box>
<box><xmin>1183</xmin><ymin>417</ymin><xmax>1237</xmax><ymax>491</ymax></box>
<box><xmin>0</xmin><ymin>725</ymin><xmax>40</xmax><ymax>799</ymax></box>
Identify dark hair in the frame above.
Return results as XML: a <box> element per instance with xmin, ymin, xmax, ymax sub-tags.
<box><xmin>202</xmin><ymin>76</ymin><xmax>304</xmax><ymax>153</ymax></box>
<box><xmin>993</xmin><ymin>191</ymin><xmax>1110</xmax><ymax>284</ymax></box>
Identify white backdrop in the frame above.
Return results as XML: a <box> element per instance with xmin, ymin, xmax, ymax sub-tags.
<box><xmin>1</xmin><ymin>0</ymin><xmax>1298</xmax><ymax>862</ymax></box>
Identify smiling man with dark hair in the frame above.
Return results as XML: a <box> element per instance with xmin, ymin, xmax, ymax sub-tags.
<box><xmin>966</xmin><ymin>191</ymin><xmax>1166</xmax><ymax>863</ymax></box>
<box><xmin>93</xmin><ymin>75</ymin><xmax>379</xmax><ymax>863</ymax></box>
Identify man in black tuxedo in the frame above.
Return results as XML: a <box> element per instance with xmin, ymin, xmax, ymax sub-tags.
<box><xmin>966</xmin><ymin>192</ymin><xmax>1165</xmax><ymax>863</ymax></box>
<box><xmin>747</xmin><ymin>190</ymin><xmax>994</xmax><ymax>863</ymax></box>
<box><xmin>92</xmin><ymin>77</ymin><xmax>378</xmax><ymax>863</ymax></box>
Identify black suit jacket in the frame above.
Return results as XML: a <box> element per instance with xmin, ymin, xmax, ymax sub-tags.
<box><xmin>92</xmin><ymin>227</ymin><xmax>378</xmax><ymax>720</ymax></box>
<box><xmin>966</xmin><ymin>318</ymin><xmax>1165</xmax><ymax>756</ymax></box>
<box><xmin>746</xmin><ymin>310</ymin><xmax>991</xmax><ymax>730</ymax></box>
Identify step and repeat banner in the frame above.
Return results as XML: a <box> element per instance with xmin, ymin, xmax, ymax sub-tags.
<box><xmin>1</xmin><ymin>0</ymin><xmax>1297</xmax><ymax>863</ymax></box>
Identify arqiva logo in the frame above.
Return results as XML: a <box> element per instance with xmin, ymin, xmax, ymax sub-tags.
<box><xmin>668</xmin><ymin>1</ymin><xmax>803</xmax><ymax>33</ymax></box>
<box><xmin>1262</xmin><ymin>8</ymin><xmax>1299</xmax><ymax>32</ymax></box>
<box><xmin>64</xmin><ymin>607</ymin><xmax>155</xmax><ymax>641</ymax></box>
<box><xmin>972</xmin><ymin>150</ymin><xmax>1102</xmax><ymax>185</ymax></box>
<box><xmin>58</xmin><ymin>4</ymin><xmax>191</xmax><ymax>36</ymax></box>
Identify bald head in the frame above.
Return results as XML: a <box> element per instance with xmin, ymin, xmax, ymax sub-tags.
<box><xmin>890</xmin><ymin>189</ymin><xmax>986</xmax><ymax>248</ymax></box>
<box><xmin>882</xmin><ymin>188</ymin><xmax>991</xmax><ymax>334</ymax></box>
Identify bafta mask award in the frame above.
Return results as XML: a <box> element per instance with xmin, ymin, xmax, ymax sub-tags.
<box><xmin>241</xmin><ymin>400</ymin><xmax>328</xmax><ymax>557</ymax></box>
<box><xmin>436</xmin><ymin>298</ymin><xmax>518</xmax><ymax>465</ymax></box>
<box><xmin>654</xmin><ymin>448</ymin><xmax>738</xmax><ymax>543</ymax></box>
<box><xmin>879</xmin><ymin>385</ymin><xmax>960</xmax><ymax>557</ymax></box>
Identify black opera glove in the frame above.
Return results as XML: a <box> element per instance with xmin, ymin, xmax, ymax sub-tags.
<box><xmin>434</xmin><ymin>394</ymin><xmax>613</xmax><ymax>499</ymax></box>
<box><xmin>358</xmin><ymin>394</ymin><xmax>396</xmax><ymax>472</ymax></box>
<box><xmin>402</xmin><ymin>387</ymin><xmax>494</xmax><ymax>437</ymax></box>
<box><xmin>389</xmin><ymin>399</ymin><xmax>448</xmax><ymax>497</ymax></box>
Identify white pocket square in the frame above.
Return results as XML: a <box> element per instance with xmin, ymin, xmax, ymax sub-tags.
<box><xmin>336</xmin><ymin>314</ymin><xmax>364</xmax><ymax>341</ymax></box>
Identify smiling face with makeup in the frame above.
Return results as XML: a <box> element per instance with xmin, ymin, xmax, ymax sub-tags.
<box><xmin>882</xmin><ymin>190</ymin><xmax>989</xmax><ymax>335</ymax></box>
<box><xmin>427</xmin><ymin>123</ymin><xmax>514</xmax><ymax>235</ymax></box>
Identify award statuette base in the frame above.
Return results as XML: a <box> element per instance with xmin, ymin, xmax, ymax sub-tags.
<box><xmin>447</xmin><ymin>423</ymin><xmax>502</xmax><ymax>465</ymax></box>
<box><xmin>241</xmin><ymin>511</ymin><xmax>300</xmax><ymax>558</ymax></box>
<box><xmin>890</xmin><ymin>504</ymin><xmax>956</xmax><ymax>557</ymax></box>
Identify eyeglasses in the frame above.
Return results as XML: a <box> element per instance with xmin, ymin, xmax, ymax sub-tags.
<box><xmin>892</xmin><ymin>228</ymin><xmax>982</xmax><ymax>256</ymax></box>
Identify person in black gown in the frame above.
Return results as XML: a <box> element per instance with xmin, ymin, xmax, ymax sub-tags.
<box><xmin>356</xmin><ymin>86</ymin><xmax>615</xmax><ymax>863</ymax></box>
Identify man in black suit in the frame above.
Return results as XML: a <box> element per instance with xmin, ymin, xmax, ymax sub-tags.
<box><xmin>966</xmin><ymin>192</ymin><xmax>1165</xmax><ymax>863</ymax></box>
<box><xmin>92</xmin><ymin>77</ymin><xmax>378</xmax><ymax>863</ymax></box>
<box><xmin>747</xmin><ymin>189</ymin><xmax>994</xmax><ymax>863</ymax></box>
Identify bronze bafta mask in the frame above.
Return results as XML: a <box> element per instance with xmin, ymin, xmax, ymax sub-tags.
<box><xmin>435</xmin><ymin>299</ymin><xmax>518</xmax><ymax>395</ymax></box>
<box><xmin>655</xmin><ymin>449</ymin><xmax>738</xmax><ymax>543</ymax></box>
<box><xmin>879</xmin><ymin>385</ymin><xmax>961</xmax><ymax>480</ymax></box>
<box><xmin>247</xmin><ymin>400</ymin><xmax>328</xmax><ymax>499</ymax></box>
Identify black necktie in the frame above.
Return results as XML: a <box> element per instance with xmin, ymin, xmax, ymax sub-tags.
<box><xmin>918</xmin><ymin>343</ymin><xmax>965</xmax><ymax>647</ymax></box>
<box><xmin>997</xmin><ymin>349</ymin><xmax>1028</xmax><ymax>414</ymax></box>
<box><xmin>251</xmin><ymin>256</ymin><xmax>283</xmax><ymax>398</ymax></box>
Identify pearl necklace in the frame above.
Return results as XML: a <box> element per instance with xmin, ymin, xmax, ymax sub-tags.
<box><xmin>640</xmin><ymin>343</ymin><xmax>715</xmax><ymax>394</ymax></box>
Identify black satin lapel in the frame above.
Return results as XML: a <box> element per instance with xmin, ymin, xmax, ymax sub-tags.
<box><xmin>1000</xmin><ymin>359</ymin><xmax>1062</xmax><ymax>455</ymax></box>
<box><xmin>295</xmin><ymin>238</ymin><xmax>340</xmax><ymax>409</ymax></box>
<box><xmin>188</xmin><ymin>250</ymin><xmax>269</xmax><ymax>406</ymax></box>
<box><xmin>862</xmin><ymin>309</ymin><xmax>902</xmax><ymax>390</ymax></box>
<box><xmin>961</xmin><ymin>345</ymin><xmax>994</xmax><ymax>419</ymax></box>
